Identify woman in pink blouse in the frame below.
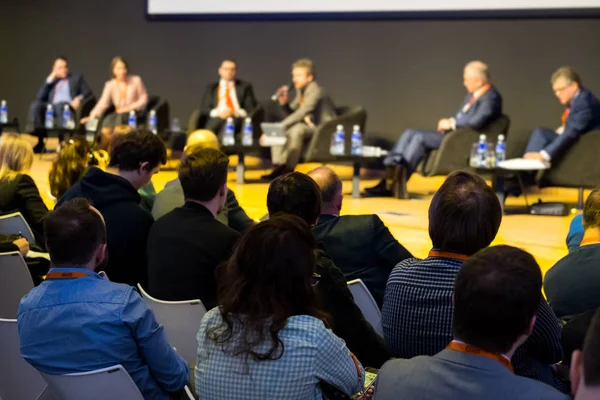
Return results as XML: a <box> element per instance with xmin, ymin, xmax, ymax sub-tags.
<box><xmin>82</xmin><ymin>57</ymin><xmax>148</xmax><ymax>149</ymax></box>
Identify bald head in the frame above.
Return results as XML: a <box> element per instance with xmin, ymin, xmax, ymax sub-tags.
<box><xmin>463</xmin><ymin>61</ymin><xmax>490</xmax><ymax>93</ymax></box>
<box><xmin>184</xmin><ymin>130</ymin><xmax>219</xmax><ymax>158</ymax></box>
<box><xmin>307</xmin><ymin>166</ymin><xmax>343</xmax><ymax>215</ymax></box>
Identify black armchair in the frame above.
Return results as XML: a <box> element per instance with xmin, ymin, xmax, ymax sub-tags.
<box><xmin>95</xmin><ymin>95</ymin><xmax>169</xmax><ymax>134</ymax></box>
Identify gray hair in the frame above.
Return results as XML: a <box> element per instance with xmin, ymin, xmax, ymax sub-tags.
<box><xmin>464</xmin><ymin>61</ymin><xmax>490</xmax><ymax>82</ymax></box>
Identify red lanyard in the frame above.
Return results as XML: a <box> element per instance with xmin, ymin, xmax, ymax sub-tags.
<box><xmin>428</xmin><ymin>250</ymin><xmax>469</xmax><ymax>261</ymax></box>
<box><xmin>447</xmin><ymin>341</ymin><xmax>513</xmax><ymax>372</ymax></box>
<box><xmin>580</xmin><ymin>237</ymin><xmax>600</xmax><ymax>247</ymax></box>
<box><xmin>45</xmin><ymin>271</ymin><xmax>91</xmax><ymax>280</ymax></box>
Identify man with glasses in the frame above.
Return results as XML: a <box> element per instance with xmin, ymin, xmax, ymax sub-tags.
<box><xmin>524</xmin><ymin>67</ymin><xmax>600</xmax><ymax>163</ymax></box>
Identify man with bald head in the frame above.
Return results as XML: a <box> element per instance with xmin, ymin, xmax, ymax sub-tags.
<box><xmin>367</xmin><ymin>61</ymin><xmax>503</xmax><ymax>198</ymax></box>
<box><xmin>308</xmin><ymin>166</ymin><xmax>412</xmax><ymax>306</ymax></box>
<box><xmin>151</xmin><ymin>130</ymin><xmax>254</xmax><ymax>232</ymax></box>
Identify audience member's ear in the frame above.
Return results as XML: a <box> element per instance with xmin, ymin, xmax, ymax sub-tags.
<box><xmin>570</xmin><ymin>350</ymin><xmax>584</xmax><ymax>396</ymax></box>
<box><xmin>336</xmin><ymin>193</ymin><xmax>343</xmax><ymax>212</ymax></box>
<box><xmin>219</xmin><ymin>183</ymin><xmax>227</xmax><ymax>198</ymax></box>
<box><xmin>525</xmin><ymin>316</ymin><xmax>536</xmax><ymax>336</ymax></box>
<box><xmin>139</xmin><ymin>161</ymin><xmax>150</xmax><ymax>174</ymax></box>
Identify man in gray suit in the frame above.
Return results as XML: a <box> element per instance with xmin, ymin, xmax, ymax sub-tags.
<box><xmin>262</xmin><ymin>59</ymin><xmax>336</xmax><ymax>180</ymax></box>
<box><xmin>374</xmin><ymin>246</ymin><xmax>568</xmax><ymax>400</ymax></box>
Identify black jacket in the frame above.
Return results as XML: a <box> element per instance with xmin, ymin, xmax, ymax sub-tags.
<box><xmin>200</xmin><ymin>79</ymin><xmax>258</xmax><ymax>117</ymax></box>
<box><xmin>147</xmin><ymin>202</ymin><xmax>240</xmax><ymax>309</ymax></box>
<box><xmin>58</xmin><ymin>168</ymin><xmax>153</xmax><ymax>287</ymax></box>
<box><xmin>313</xmin><ymin>214</ymin><xmax>412</xmax><ymax>307</ymax></box>
<box><xmin>36</xmin><ymin>73</ymin><xmax>92</xmax><ymax>102</ymax></box>
<box><xmin>315</xmin><ymin>249</ymin><xmax>390</xmax><ymax>368</ymax></box>
<box><xmin>0</xmin><ymin>174</ymin><xmax>49</xmax><ymax>247</ymax></box>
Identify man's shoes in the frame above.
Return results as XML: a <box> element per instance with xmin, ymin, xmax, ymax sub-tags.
<box><xmin>260</xmin><ymin>165</ymin><xmax>292</xmax><ymax>181</ymax></box>
<box><xmin>364</xmin><ymin>179</ymin><xmax>393</xmax><ymax>197</ymax></box>
<box><xmin>391</xmin><ymin>166</ymin><xmax>409</xmax><ymax>199</ymax></box>
<box><xmin>33</xmin><ymin>142</ymin><xmax>45</xmax><ymax>154</ymax></box>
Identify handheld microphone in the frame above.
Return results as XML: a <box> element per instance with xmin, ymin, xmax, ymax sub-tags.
<box><xmin>271</xmin><ymin>83</ymin><xmax>293</xmax><ymax>102</ymax></box>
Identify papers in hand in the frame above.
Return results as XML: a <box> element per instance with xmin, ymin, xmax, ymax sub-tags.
<box><xmin>26</xmin><ymin>250</ymin><xmax>50</xmax><ymax>260</ymax></box>
<box><xmin>498</xmin><ymin>158</ymin><xmax>550</xmax><ymax>171</ymax></box>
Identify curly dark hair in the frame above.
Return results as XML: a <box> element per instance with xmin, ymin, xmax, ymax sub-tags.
<box><xmin>49</xmin><ymin>139</ymin><xmax>92</xmax><ymax>199</ymax></box>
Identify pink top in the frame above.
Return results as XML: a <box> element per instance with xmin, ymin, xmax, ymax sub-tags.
<box><xmin>90</xmin><ymin>75</ymin><xmax>148</xmax><ymax>118</ymax></box>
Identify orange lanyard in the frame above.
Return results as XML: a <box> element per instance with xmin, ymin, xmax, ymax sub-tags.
<box><xmin>580</xmin><ymin>237</ymin><xmax>600</xmax><ymax>247</ymax></box>
<box><xmin>46</xmin><ymin>271</ymin><xmax>91</xmax><ymax>280</ymax></box>
<box><xmin>470</xmin><ymin>84</ymin><xmax>491</xmax><ymax>103</ymax></box>
<box><xmin>428</xmin><ymin>250</ymin><xmax>469</xmax><ymax>261</ymax></box>
<box><xmin>447</xmin><ymin>341</ymin><xmax>513</xmax><ymax>372</ymax></box>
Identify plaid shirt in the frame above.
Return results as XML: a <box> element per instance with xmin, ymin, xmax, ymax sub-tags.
<box><xmin>195</xmin><ymin>308</ymin><xmax>364</xmax><ymax>400</ymax></box>
<box><xmin>382</xmin><ymin>256</ymin><xmax>565</xmax><ymax>391</ymax></box>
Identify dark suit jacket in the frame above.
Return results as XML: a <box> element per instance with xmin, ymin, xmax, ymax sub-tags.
<box><xmin>0</xmin><ymin>174</ymin><xmax>49</xmax><ymax>247</ymax></box>
<box><xmin>36</xmin><ymin>73</ymin><xmax>92</xmax><ymax>103</ymax></box>
<box><xmin>200</xmin><ymin>79</ymin><xmax>257</xmax><ymax>117</ymax></box>
<box><xmin>147</xmin><ymin>201</ymin><xmax>240</xmax><ymax>309</ymax></box>
<box><xmin>313</xmin><ymin>214</ymin><xmax>412</xmax><ymax>307</ymax></box>
<box><xmin>545</xmin><ymin>88</ymin><xmax>600</xmax><ymax>159</ymax></box>
<box><xmin>453</xmin><ymin>85</ymin><xmax>503</xmax><ymax>131</ymax></box>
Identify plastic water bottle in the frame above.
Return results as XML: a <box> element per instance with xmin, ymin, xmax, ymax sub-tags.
<box><xmin>148</xmin><ymin>110</ymin><xmax>157</xmax><ymax>134</ymax></box>
<box><xmin>330</xmin><ymin>125</ymin><xmax>345</xmax><ymax>155</ymax></box>
<box><xmin>0</xmin><ymin>100</ymin><xmax>8</xmax><ymax>124</ymax></box>
<box><xmin>45</xmin><ymin>104</ymin><xmax>54</xmax><ymax>129</ymax></box>
<box><xmin>242</xmin><ymin>118</ymin><xmax>253</xmax><ymax>146</ymax></box>
<box><xmin>223</xmin><ymin>117</ymin><xmax>235</xmax><ymax>146</ymax></box>
<box><xmin>350</xmin><ymin>125</ymin><xmax>363</xmax><ymax>156</ymax></box>
<box><xmin>62</xmin><ymin>105</ymin><xmax>73</xmax><ymax>129</ymax></box>
<box><xmin>477</xmin><ymin>134</ymin><xmax>488</xmax><ymax>168</ymax></box>
<box><xmin>128</xmin><ymin>111</ymin><xmax>137</xmax><ymax>129</ymax></box>
<box><xmin>495</xmin><ymin>134</ymin><xmax>506</xmax><ymax>166</ymax></box>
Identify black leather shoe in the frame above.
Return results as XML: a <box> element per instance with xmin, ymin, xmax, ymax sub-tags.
<box><xmin>33</xmin><ymin>142</ymin><xmax>45</xmax><ymax>154</ymax></box>
<box><xmin>260</xmin><ymin>165</ymin><xmax>292</xmax><ymax>181</ymax></box>
<box><xmin>364</xmin><ymin>179</ymin><xmax>393</xmax><ymax>197</ymax></box>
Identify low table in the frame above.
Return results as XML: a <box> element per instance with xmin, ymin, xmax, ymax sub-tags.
<box><xmin>221</xmin><ymin>143</ymin><xmax>262</xmax><ymax>184</ymax></box>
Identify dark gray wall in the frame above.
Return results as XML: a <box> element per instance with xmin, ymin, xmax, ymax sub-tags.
<box><xmin>1</xmin><ymin>0</ymin><xmax>599</xmax><ymax>146</ymax></box>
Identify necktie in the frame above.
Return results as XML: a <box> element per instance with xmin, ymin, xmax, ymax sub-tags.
<box><xmin>224</xmin><ymin>86</ymin><xmax>235</xmax><ymax>112</ymax></box>
<box><xmin>561</xmin><ymin>107</ymin><xmax>570</xmax><ymax>126</ymax></box>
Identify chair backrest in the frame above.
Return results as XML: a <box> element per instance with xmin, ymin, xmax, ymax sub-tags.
<box><xmin>0</xmin><ymin>252</ymin><xmax>34</xmax><ymax>319</ymax></box>
<box><xmin>347</xmin><ymin>279</ymin><xmax>383</xmax><ymax>336</ymax></box>
<box><xmin>137</xmin><ymin>284</ymin><xmax>207</xmax><ymax>365</ymax></box>
<box><xmin>40</xmin><ymin>365</ymin><xmax>143</xmax><ymax>400</ymax></box>
<box><xmin>481</xmin><ymin>114</ymin><xmax>510</xmax><ymax>136</ymax></box>
<box><xmin>0</xmin><ymin>212</ymin><xmax>36</xmax><ymax>244</ymax></box>
<box><xmin>0</xmin><ymin>318</ymin><xmax>51</xmax><ymax>400</ymax></box>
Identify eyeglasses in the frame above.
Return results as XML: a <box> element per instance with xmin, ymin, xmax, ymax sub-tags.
<box><xmin>311</xmin><ymin>273</ymin><xmax>321</xmax><ymax>287</ymax></box>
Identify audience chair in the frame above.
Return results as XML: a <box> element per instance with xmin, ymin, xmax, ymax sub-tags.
<box><xmin>0</xmin><ymin>212</ymin><xmax>36</xmax><ymax>244</ymax></box>
<box><xmin>0</xmin><ymin>318</ymin><xmax>53</xmax><ymax>400</ymax></box>
<box><xmin>347</xmin><ymin>279</ymin><xmax>383</xmax><ymax>336</ymax></box>
<box><xmin>0</xmin><ymin>252</ymin><xmax>34</xmax><ymax>319</ymax></box>
<box><xmin>137</xmin><ymin>284</ymin><xmax>207</xmax><ymax>365</ymax></box>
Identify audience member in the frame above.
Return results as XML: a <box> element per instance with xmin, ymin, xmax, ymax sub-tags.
<box><xmin>82</xmin><ymin>57</ymin><xmax>149</xmax><ymax>149</ymax></box>
<box><xmin>147</xmin><ymin>148</ymin><xmax>239</xmax><ymax>308</ymax></box>
<box><xmin>374</xmin><ymin>246</ymin><xmax>568</xmax><ymax>400</ymax></box>
<box><xmin>567</xmin><ymin>214</ymin><xmax>584</xmax><ymax>253</ymax></box>
<box><xmin>570</xmin><ymin>309</ymin><xmax>600</xmax><ymax>400</ymax></box>
<box><xmin>308</xmin><ymin>166</ymin><xmax>412</xmax><ymax>306</ymax></box>
<box><xmin>381</xmin><ymin>170</ymin><xmax>564</xmax><ymax>390</ymax></box>
<box><xmin>59</xmin><ymin>130</ymin><xmax>166</xmax><ymax>287</ymax></box>
<box><xmin>562</xmin><ymin>308</ymin><xmax>598</xmax><ymax>367</ymax></box>
<box><xmin>545</xmin><ymin>188</ymin><xmax>600</xmax><ymax>319</ymax></box>
<box><xmin>18</xmin><ymin>198</ymin><xmax>189</xmax><ymax>399</ymax></box>
<box><xmin>30</xmin><ymin>56</ymin><xmax>92</xmax><ymax>153</ymax></box>
<box><xmin>49</xmin><ymin>138</ymin><xmax>93</xmax><ymax>199</ymax></box>
<box><xmin>195</xmin><ymin>215</ymin><xmax>364</xmax><ymax>399</ymax></box>
<box><xmin>267</xmin><ymin>172</ymin><xmax>391</xmax><ymax>368</ymax></box>
<box><xmin>152</xmin><ymin>130</ymin><xmax>254</xmax><ymax>232</ymax></box>
<box><xmin>0</xmin><ymin>134</ymin><xmax>49</xmax><ymax>246</ymax></box>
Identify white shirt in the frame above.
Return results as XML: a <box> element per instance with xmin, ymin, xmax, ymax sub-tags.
<box><xmin>449</xmin><ymin>84</ymin><xmax>490</xmax><ymax>130</ymax></box>
<box><xmin>209</xmin><ymin>79</ymin><xmax>247</xmax><ymax>118</ymax></box>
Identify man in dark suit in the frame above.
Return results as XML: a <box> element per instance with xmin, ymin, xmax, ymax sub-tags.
<box><xmin>308</xmin><ymin>167</ymin><xmax>412</xmax><ymax>307</ymax></box>
<box><xmin>366</xmin><ymin>61</ymin><xmax>503</xmax><ymax>198</ymax></box>
<box><xmin>30</xmin><ymin>56</ymin><xmax>92</xmax><ymax>152</ymax></box>
<box><xmin>147</xmin><ymin>148</ymin><xmax>239</xmax><ymax>309</ymax></box>
<box><xmin>524</xmin><ymin>67</ymin><xmax>600</xmax><ymax>163</ymax></box>
<box><xmin>199</xmin><ymin>59</ymin><xmax>258</xmax><ymax>137</ymax></box>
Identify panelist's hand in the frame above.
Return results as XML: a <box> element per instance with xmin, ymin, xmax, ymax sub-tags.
<box><xmin>13</xmin><ymin>237</ymin><xmax>29</xmax><ymax>257</ymax></box>
<box><xmin>437</xmin><ymin>118</ymin><xmax>452</xmax><ymax>132</ymax></box>
<box><xmin>70</xmin><ymin>97</ymin><xmax>81</xmax><ymax>111</ymax></box>
<box><xmin>80</xmin><ymin>116</ymin><xmax>90</xmax><ymax>124</ymax></box>
<box><xmin>217</xmin><ymin>108</ymin><xmax>233</xmax><ymax>120</ymax></box>
<box><xmin>46</xmin><ymin>71</ymin><xmax>56</xmax><ymax>84</ymax></box>
<box><xmin>277</xmin><ymin>85</ymin><xmax>289</xmax><ymax>105</ymax></box>
<box><xmin>524</xmin><ymin>152</ymin><xmax>545</xmax><ymax>161</ymax></box>
<box><xmin>303</xmin><ymin>115</ymin><xmax>315</xmax><ymax>128</ymax></box>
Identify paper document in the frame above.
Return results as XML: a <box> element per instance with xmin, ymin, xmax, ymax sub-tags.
<box><xmin>498</xmin><ymin>158</ymin><xmax>550</xmax><ymax>171</ymax></box>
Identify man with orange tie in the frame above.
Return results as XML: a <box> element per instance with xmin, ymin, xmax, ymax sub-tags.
<box><xmin>199</xmin><ymin>59</ymin><xmax>258</xmax><ymax>137</ymax></box>
<box><xmin>524</xmin><ymin>67</ymin><xmax>600</xmax><ymax>163</ymax></box>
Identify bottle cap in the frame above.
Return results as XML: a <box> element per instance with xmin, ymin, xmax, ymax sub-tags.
<box><xmin>479</xmin><ymin>134</ymin><xmax>486</xmax><ymax>140</ymax></box>
<box><xmin>498</xmin><ymin>134</ymin><xmax>505</xmax><ymax>140</ymax></box>
<box><xmin>353</xmin><ymin>125</ymin><xmax>360</xmax><ymax>130</ymax></box>
<box><xmin>245</xmin><ymin>117</ymin><xmax>251</xmax><ymax>123</ymax></box>
<box><xmin>337</xmin><ymin>125</ymin><xmax>343</xmax><ymax>130</ymax></box>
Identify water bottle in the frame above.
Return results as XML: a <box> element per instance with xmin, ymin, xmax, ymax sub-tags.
<box><xmin>148</xmin><ymin>110</ymin><xmax>157</xmax><ymax>134</ymax></box>
<box><xmin>330</xmin><ymin>125</ymin><xmax>345</xmax><ymax>155</ymax></box>
<box><xmin>62</xmin><ymin>105</ymin><xmax>73</xmax><ymax>129</ymax></box>
<box><xmin>495</xmin><ymin>134</ymin><xmax>506</xmax><ymax>166</ymax></box>
<box><xmin>477</xmin><ymin>134</ymin><xmax>488</xmax><ymax>168</ymax></box>
<box><xmin>0</xmin><ymin>100</ymin><xmax>8</xmax><ymax>124</ymax></box>
<box><xmin>128</xmin><ymin>111</ymin><xmax>137</xmax><ymax>129</ymax></box>
<box><xmin>242</xmin><ymin>118</ymin><xmax>253</xmax><ymax>146</ymax></box>
<box><xmin>45</xmin><ymin>104</ymin><xmax>54</xmax><ymax>129</ymax></box>
<box><xmin>350</xmin><ymin>125</ymin><xmax>363</xmax><ymax>156</ymax></box>
<box><xmin>223</xmin><ymin>117</ymin><xmax>235</xmax><ymax>146</ymax></box>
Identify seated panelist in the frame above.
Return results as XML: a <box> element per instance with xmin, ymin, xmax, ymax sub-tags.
<box><xmin>523</xmin><ymin>67</ymin><xmax>600</xmax><ymax>163</ymax></box>
<box><xmin>81</xmin><ymin>57</ymin><xmax>148</xmax><ymax>150</ymax></box>
<box><xmin>366</xmin><ymin>61</ymin><xmax>503</xmax><ymax>198</ymax></box>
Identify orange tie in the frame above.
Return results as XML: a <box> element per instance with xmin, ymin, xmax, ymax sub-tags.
<box><xmin>224</xmin><ymin>87</ymin><xmax>235</xmax><ymax>112</ymax></box>
<box><xmin>561</xmin><ymin>107</ymin><xmax>570</xmax><ymax>126</ymax></box>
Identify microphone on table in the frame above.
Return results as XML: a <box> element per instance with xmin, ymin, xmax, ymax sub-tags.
<box><xmin>271</xmin><ymin>83</ymin><xmax>293</xmax><ymax>101</ymax></box>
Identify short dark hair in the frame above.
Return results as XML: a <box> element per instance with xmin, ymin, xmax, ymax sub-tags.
<box><xmin>108</xmin><ymin>130</ymin><xmax>167</xmax><ymax>172</ymax></box>
<box><xmin>221</xmin><ymin>59</ymin><xmax>237</xmax><ymax>66</ymax></box>
<box><xmin>267</xmin><ymin>172</ymin><xmax>322</xmax><ymax>224</ymax></box>
<box><xmin>583</xmin><ymin>309</ymin><xmax>600</xmax><ymax>386</ymax></box>
<box><xmin>44</xmin><ymin>198</ymin><xmax>106</xmax><ymax>266</ymax></box>
<box><xmin>309</xmin><ymin>167</ymin><xmax>342</xmax><ymax>205</ymax></box>
<box><xmin>56</xmin><ymin>56</ymin><xmax>68</xmax><ymax>63</ymax></box>
<box><xmin>179</xmin><ymin>148</ymin><xmax>229</xmax><ymax>202</ymax></box>
<box><xmin>552</xmin><ymin>66</ymin><xmax>581</xmax><ymax>86</ymax></box>
<box><xmin>429</xmin><ymin>170</ymin><xmax>501</xmax><ymax>255</ymax></box>
<box><xmin>453</xmin><ymin>245</ymin><xmax>542</xmax><ymax>354</ymax></box>
<box><xmin>583</xmin><ymin>188</ymin><xmax>600</xmax><ymax>229</ymax></box>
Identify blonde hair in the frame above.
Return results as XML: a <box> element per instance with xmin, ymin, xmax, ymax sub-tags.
<box><xmin>0</xmin><ymin>134</ymin><xmax>34</xmax><ymax>181</ymax></box>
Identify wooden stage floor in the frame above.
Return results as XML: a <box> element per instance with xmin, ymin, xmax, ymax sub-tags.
<box><xmin>30</xmin><ymin>141</ymin><xmax>581</xmax><ymax>276</ymax></box>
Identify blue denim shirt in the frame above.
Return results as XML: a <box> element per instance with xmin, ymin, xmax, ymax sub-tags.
<box><xmin>17</xmin><ymin>267</ymin><xmax>189</xmax><ymax>400</ymax></box>
<box><xmin>52</xmin><ymin>79</ymin><xmax>72</xmax><ymax>104</ymax></box>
